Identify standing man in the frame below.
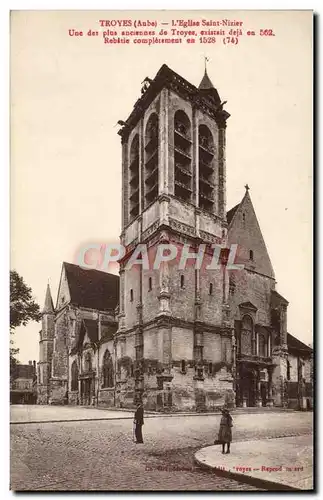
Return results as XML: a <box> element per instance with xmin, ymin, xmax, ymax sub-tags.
<box><xmin>134</xmin><ymin>402</ymin><xmax>144</xmax><ymax>443</ymax></box>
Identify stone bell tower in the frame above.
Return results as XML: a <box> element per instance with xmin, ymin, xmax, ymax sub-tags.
<box><xmin>37</xmin><ymin>283</ymin><xmax>55</xmax><ymax>404</ymax></box>
<box><xmin>116</xmin><ymin>64</ymin><xmax>233</xmax><ymax>411</ymax></box>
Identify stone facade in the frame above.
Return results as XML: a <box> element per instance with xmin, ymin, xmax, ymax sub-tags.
<box><xmin>37</xmin><ymin>64</ymin><xmax>313</xmax><ymax>411</ymax></box>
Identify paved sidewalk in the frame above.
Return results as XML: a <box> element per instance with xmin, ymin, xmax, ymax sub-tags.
<box><xmin>195</xmin><ymin>435</ymin><xmax>313</xmax><ymax>491</ymax></box>
<box><xmin>10</xmin><ymin>405</ymin><xmax>133</xmax><ymax>424</ymax></box>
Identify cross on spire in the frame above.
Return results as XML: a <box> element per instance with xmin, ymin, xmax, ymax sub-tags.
<box><xmin>245</xmin><ymin>184</ymin><xmax>250</xmax><ymax>192</ymax></box>
<box><xmin>204</xmin><ymin>56</ymin><xmax>210</xmax><ymax>72</ymax></box>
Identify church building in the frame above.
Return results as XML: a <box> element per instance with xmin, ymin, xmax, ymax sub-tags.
<box><xmin>37</xmin><ymin>64</ymin><xmax>313</xmax><ymax>411</ymax></box>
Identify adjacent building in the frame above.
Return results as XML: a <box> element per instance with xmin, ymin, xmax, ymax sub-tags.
<box><xmin>11</xmin><ymin>361</ymin><xmax>37</xmax><ymax>404</ymax></box>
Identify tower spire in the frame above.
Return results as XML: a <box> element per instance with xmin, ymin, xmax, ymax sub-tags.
<box><xmin>42</xmin><ymin>283</ymin><xmax>54</xmax><ymax>314</ymax></box>
<box><xmin>199</xmin><ymin>57</ymin><xmax>215</xmax><ymax>90</ymax></box>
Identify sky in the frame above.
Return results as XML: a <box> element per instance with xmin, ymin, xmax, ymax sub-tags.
<box><xmin>10</xmin><ymin>10</ymin><xmax>312</xmax><ymax>363</ymax></box>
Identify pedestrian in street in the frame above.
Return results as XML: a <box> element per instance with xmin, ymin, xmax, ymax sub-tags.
<box><xmin>134</xmin><ymin>402</ymin><xmax>144</xmax><ymax>444</ymax></box>
<box><xmin>218</xmin><ymin>407</ymin><xmax>233</xmax><ymax>454</ymax></box>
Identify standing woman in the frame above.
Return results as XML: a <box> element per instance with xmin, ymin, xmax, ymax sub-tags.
<box><xmin>218</xmin><ymin>408</ymin><xmax>233</xmax><ymax>454</ymax></box>
<box><xmin>134</xmin><ymin>402</ymin><xmax>144</xmax><ymax>444</ymax></box>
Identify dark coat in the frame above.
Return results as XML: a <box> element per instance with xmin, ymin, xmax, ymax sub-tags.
<box><xmin>134</xmin><ymin>406</ymin><xmax>144</xmax><ymax>425</ymax></box>
<box><xmin>218</xmin><ymin>413</ymin><xmax>233</xmax><ymax>443</ymax></box>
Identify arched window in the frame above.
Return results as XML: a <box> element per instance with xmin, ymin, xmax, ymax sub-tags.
<box><xmin>241</xmin><ymin>315</ymin><xmax>253</xmax><ymax>356</ymax></box>
<box><xmin>258</xmin><ymin>332</ymin><xmax>268</xmax><ymax>357</ymax></box>
<box><xmin>181</xmin><ymin>360</ymin><xmax>186</xmax><ymax>373</ymax></box>
<box><xmin>129</xmin><ymin>134</ymin><xmax>139</xmax><ymax>219</ymax></box>
<box><xmin>130</xmin><ymin>289</ymin><xmax>133</xmax><ymax>302</ymax></box>
<box><xmin>102</xmin><ymin>350</ymin><xmax>114</xmax><ymax>388</ymax></box>
<box><xmin>148</xmin><ymin>277</ymin><xmax>152</xmax><ymax>291</ymax></box>
<box><xmin>144</xmin><ymin>113</ymin><xmax>159</xmax><ymax>206</ymax></box>
<box><xmin>84</xmin><ymin>352</ymin><xmax>92</xmax><ymax>372</ymax></box>
<box><xmin>71</xmin><ymin>360</ymin><xmax>78</xmax><ymax>391</ymax></box>
<box><xmin>287</xmin><ymin>360</ymin><xmax>291</xmax><ymax>381</ymax></box>
<box><xmin>199</xmin><ymin>124</ymin><xmax>215</xmax><ymax>212</ymax></box>
<box><xmin>174</xmin><ymin>110</ymin><xmax>192</xmax><ymax>203</ymax></box>
<box><xmin>180</xmin><ymin>274</ymin><xmax>185</xmax><ymax>289</ymax></box>
<box><xmin>209</xmin><ymin>283</ymin><xmax>213</xmax><ymax>295</ymax></box>
<box><xmin>249</xmin><ymin>250</ymin><xmax>254</xmax><ymax>261</ymax></box>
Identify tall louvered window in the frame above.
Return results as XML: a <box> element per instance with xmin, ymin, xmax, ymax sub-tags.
<box><xmin>129</xmin><ymin>134</ymin><xmax>140</xmax><ymax>219</ymax></box>
<box><xmin>174</xmin><ymin>110</ymin><xmax>192</xmax><ymax>203</ymax></box>
<box><xmin>144</xmin><ymin>113</ymin><xmax>159</xmax><ymax>206</ymax></box>
<box><xmin>199</xmin><ymin>124</ymin><xmax>215</xmax><ymax>212</ymax></box>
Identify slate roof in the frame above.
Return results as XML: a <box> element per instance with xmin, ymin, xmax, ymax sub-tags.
<box><xmin>287</xmin><ymin>333</ymin><xmax>312</xmax><ymax>354</ymax></box>
<box><xmin>226</xmin><ymin>203</ymin><xmax>240</xmax><ymax>226</ymax></box>
<box><xmin>63</xmin><ymin>262</ymin><xmax>119</xmax><ymax>312</ymax></box>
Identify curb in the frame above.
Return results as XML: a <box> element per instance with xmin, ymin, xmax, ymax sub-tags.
<box><xmin>10</xmin><ymin>412</ymin><xmax>222</xmax><ymax>425</ymax></box>
<box><xmin>10</xmin><ymin>408</ymin><xmax>302</xmax><ymax>425</ymax></box>
<box><xmin>194</xmin><ymin>450</ymin><xmax>300</xmax><ymax>491</ymax></box>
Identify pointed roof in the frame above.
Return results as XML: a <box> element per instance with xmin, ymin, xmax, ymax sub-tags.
<box><xmin>198</xmin><ymin>69</ymin><xmax>215</xmax><ymax>90</ymax></box>
<box><xmin>226</xmin><ymin>184</ymin><xmax>251</xmax><ymax>228</ymax></box>
<box><xmin>63</xmin><ymin>262</ymin><xmax>119</xmax><ymax>312</ymax></box>
<box><xmin>42</xmin><ymin>284</ymin><xmax>54</xmax><ymax>314</ymax></box>
<box><xmin>227</xmin><ymin>186</ymin><xmax>275</xmax><ymax>279</ymax></box>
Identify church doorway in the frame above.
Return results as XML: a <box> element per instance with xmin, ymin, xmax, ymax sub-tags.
<box><xmin>81</xmin><ymin>377</ymin><xmax>93</xmax><ymax>406</ymax></box>
<box><xmin>260</xmin><ymin>382</ymin><xmax>268</xmax><ymax>407</ymax></box>
<box><xmin>236</xmin><ymin>365</ymin><xmax>257</xmax><ymax>407</ymax></box>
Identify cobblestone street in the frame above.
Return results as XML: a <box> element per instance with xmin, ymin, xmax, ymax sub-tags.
<box><xmin>10</xmin><ymin>406</ymin><xmax>313</xmax><ymax>491</ymax></box>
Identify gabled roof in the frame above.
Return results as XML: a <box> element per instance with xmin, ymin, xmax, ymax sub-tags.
<box><xmin>63</xmin><ymin>262</ymin><xmax>119</xmax><ymax>312</ymax></box>
<box><xmin>83</xmin><ymin>319</ymin><xmax>99</xmax><ymax>344</ymax></box>
<box><xmin>287</xmin><ymin>333</ymin><xmax>312</xmax><ymax>354</ymax></box>
<box><xmin>70</xmin><ymin>319</ymin><xmax>99</xmax><ymax>354</ymax></box>
<box><xmin>42</xmin><ymin>284</ymin><xmax>54</xmax><ymax>314</ymax></box>
<box><xmin>239</xmin><ymin>301</ymin><xmax>258</xmax><ymax>311</ymax></box>
<box><xmin>227</xmin><ymin>187</ymin><xmax>275</xmax><ymax>279</ymax></box>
